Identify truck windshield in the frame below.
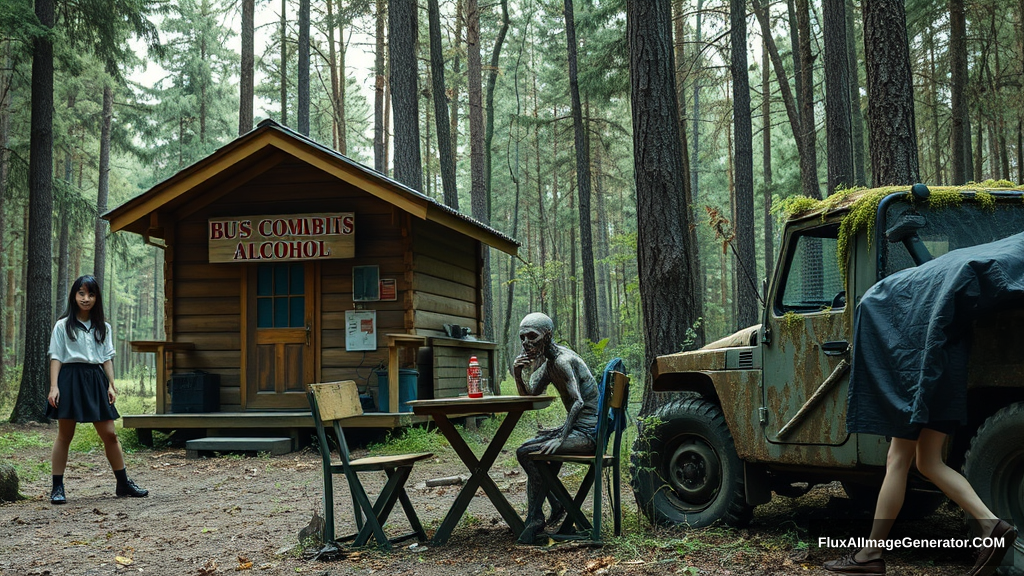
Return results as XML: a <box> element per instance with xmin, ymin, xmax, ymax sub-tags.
<box><xmin>880</xmin><ymin>196</ymin><xmax>1024</xmax><ymax>278</ymax></box>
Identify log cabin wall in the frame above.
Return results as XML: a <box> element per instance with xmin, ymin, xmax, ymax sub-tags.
<box><xmin>410</xmin><ymin>218</ymin><xmax>482</xmax><ymax>337</ymax></box>
<box><xmin>168</xmin><ymin>159</ymin><xmax>412</xmax><ymax>411</ymax></box>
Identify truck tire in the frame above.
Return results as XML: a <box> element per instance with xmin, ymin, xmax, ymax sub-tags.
<box><xmin>963</xmin><ymin>402</ymin><xmax>1024</xmax><ymax>576</ymax></box>
<box><xmin>630</xmin><ymin>397</ymin><xmax>753</xmax><ymax>528</ymax></box>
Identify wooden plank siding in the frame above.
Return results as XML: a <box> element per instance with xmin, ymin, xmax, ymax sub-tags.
<box><xmin>410</xmin><ymin>219</ymin><xmax>482</xmax><ymax>338</ymax></box>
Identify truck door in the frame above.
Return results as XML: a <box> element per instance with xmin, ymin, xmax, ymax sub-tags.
<box><xmin>761</xmin><ymin>222</ymin><xmax>852</xmax><ymax>446</ymax></box>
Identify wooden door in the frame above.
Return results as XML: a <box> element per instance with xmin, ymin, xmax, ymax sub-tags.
<box><xmin>245</xmin><ymin>262</ymin><xmax>315</xmax><ymax>409</ymax></box>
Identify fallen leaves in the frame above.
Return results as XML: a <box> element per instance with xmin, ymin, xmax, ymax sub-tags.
<box><xmin>235</xmin><ymin>555</ymin><xmax>253</xmax><ymax>570</ymax></box>
<box><xmin>582</xmin><ymin>556</ymin><xmax>614</xmax><ymax>575</ymax></box>
<box><xmin>115</xmin><ymin>546</ymin><xmax>135</xmax><ymax>567</ymax></box>
<box><xmin>198</xmin><ymin>559</ymin><xmax>218</xmax><ymax>575</ymax></box>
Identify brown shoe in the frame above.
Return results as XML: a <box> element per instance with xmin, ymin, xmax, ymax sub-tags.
<box><xmin>969</xmin><ymin>519</ymin><xmax>1017</xmax><ymax>576</ymax></box>
<box><xmin>823</xmin><ymin>553</ymin><xmax>885</xmax><ymax>575</ymax></box>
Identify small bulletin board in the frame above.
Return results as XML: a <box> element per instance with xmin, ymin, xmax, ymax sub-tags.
<box><xmin>345</xmin><ymin>310</ymin><xmax>377</xmax><ymax>351</ymax></box>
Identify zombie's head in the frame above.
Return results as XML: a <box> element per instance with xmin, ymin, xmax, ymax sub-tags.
<box><xmin>519</xmin><ymin>313</ymin><xmax>554</xmax><ymax>358</ymax></box>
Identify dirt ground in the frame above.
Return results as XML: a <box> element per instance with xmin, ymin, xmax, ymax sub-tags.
<box><xmin>0</xmin><ymin>421</ymin><xmax>982</xmax><ymax>576</ymax></box>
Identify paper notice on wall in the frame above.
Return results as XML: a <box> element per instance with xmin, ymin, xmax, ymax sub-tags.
<box><xmin>345</xmin><ymin>310</ymin><xmax>377</xmax><ymax>351</ymax></box>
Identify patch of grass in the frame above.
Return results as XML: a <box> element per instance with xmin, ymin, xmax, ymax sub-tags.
<box><xmin>368</xmin><ymin>425</ymin><xmax>448</xmax><ymax>455</ymax></box>
<box><xmin>10</xmin><ymin>460</ymin><xmax>51</xmax><ymax>484</ymax></box>
<box><xmin>0</xmin><ymin>431</ymin><xmax>49</xmax><ymax>454</ymax></box>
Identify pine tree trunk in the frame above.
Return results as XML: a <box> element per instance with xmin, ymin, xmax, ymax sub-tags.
<box><xmin>467</xmin><ymin>0</ymin><xmax>490</xmax><ymax>338</ymax></box>
<box><xmin>484</xmin><ymin>0</ymin><xmax>510</xmax><ymax>213</ymax></box>
<box><xmin>95</xmin><ymin>85</ymin><xmax>113</xmax><ymax>288</ymax></box>
<box><xmin>56</xmin><ymin>153</ymin><xmax>72</xmax><ymax>323</ymax></box>
<box><xmin>11</xmin><ymin>0</ymin><xmax>54</xmax><ymax>424</ymax></box>
<box><xmin>327</xmin><ymin>0</ymin><xmax>340</xmax><ymax>148</ymax></box>
<box><xmin>390</xmin><ymin>0</ymin><xmax>423</xmax><ymax>190</ymax></box>
<box><xmin>428</xmin><ymin>0</ymin><xmax>458</xmax><ymax>207</ymax></box>
<box><xmin>795</xmin><ymin>0</ymin><xmax>819</xmax><ymax>197</ymax></box>
<box><xmin>845</xmin><ymin>0</ymin><xmax>866</xmax><ymax>186</ymax></box>
<box><xmin>297</xmin><ymin>0</ymin><xmax>310</xmax><ymax>136</ymax></box>
<box><xmin>762</xmin><ymin>38</ymin><xmax>774</xmax><ymax>283</ymax></box>
<box><xmin>863</xmin><ymin>0</ymin><xmax>919</xmax><ymax>186</ymax></box>
<box><xmin>0</xmin><ymin>43</ymin><xmax>11</xmax><ymax>373</ymax></box>
<box><xmin>691</xmin><ymin>0</ymin><xmax>703</xmax><ymax>199</ymax></box>
<box><xmin>673</xmin><ymin>0</ymin><xmax>704</xmax><ymax>342</ymax></box>
<box><xmin>628</xmin><ymin>0</ymin><xmax>701</xmax><ymax>413</ymax></box>
<box><xmin>374</xmin><ymin>0</ymin><xmax>386</xmax><ymax>172</ymax></box>
<box><xmin>751</xmin><ymin>0</ymin><xmax>819</xmax><ymax>199</ymax></box>
<box><xmin>280</xmin><ymin>0</ymin><xmax>288</xmax><ymax>126</ymax></box>
<box><xmin>823</xmin><ymin>0</ymin><xmax>853</xmax><ymax>194</ymax></box>
<box><xmin>786</xmin><ymin>0</ymin><xmax>803</xmax><ymax>128</ymax></box>
<box><xmin>449</xmin><ymin>0</ymin><xmax>463</xmax><ymax>200</ymax></box>
<box><xmin>949</xmin><ymin>0</ymin><xmax>969</xmax><ymax>184</ymax></box>
<box><xmin>730</xmin><ymin>0</ymin><xmax>757</xmax><ymax>328</ymax></box>
<box><xmin>239</xmin><ymin>0</ymin><xmax>254</xmax><ymax>135</ymax></box>
<box><xmin>564</xmin><ymin>0</ymin><xmax>598</xmax><ymax>342</ymax></box>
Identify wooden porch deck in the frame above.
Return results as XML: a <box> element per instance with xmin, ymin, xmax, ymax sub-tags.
<box><xmin>122</xmin><ymin>411</ymin><xmax>431</xmax><ymax>447</ymax></box>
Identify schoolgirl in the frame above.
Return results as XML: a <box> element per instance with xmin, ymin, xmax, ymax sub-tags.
<box><xmin>46</xmin><ymin>275</ymin><xmax>148</xmax><ymax>504</ymax></box>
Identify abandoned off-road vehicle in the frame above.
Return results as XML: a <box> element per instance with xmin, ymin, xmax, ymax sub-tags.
<box><xmin>630</xmin><ymin>183</ymin><xmax>1024</xmax><ymax>572</ymax></box>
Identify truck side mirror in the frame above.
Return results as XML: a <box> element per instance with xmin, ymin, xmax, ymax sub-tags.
<box><xmin>761</xmin><ymin>277</ymin><xmax>769</xmax><ymax>304</ymax></box>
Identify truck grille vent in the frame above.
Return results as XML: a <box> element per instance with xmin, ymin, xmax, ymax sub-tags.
<box><xmin>738</xmin><ymin>350</ymin><xmax>754</xmax><ymax>369</ymax></box>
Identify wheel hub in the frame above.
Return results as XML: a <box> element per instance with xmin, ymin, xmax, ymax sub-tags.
<box><xmin>667</xmin><ymin>437</ymin><xmax>722</xmax><ymax>507</ymax></box>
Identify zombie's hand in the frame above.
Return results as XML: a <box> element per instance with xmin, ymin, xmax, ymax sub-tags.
<box><xmin>538</xmin><ymin>437</ymin><xmax>562</xmax><ymax>455</ymax></box>
<box><xmin>513</xmin><ymin>353</ymin><xmax>533</xmax><ymax>374</ymax></box>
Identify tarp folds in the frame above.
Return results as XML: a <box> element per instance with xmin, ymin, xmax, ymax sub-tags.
<box><xmin>847</xmin><ymin>231</ymin><xmax>1024</xmax><ymax>438</ymax></box>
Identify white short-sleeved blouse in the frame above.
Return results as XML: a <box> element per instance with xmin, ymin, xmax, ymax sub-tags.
<box><xmin>48</xmin><ymin>317</ymin><xmax>116</xmax><ymax>364</ymax></box>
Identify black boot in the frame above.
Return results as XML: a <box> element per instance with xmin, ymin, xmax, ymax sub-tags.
<box><xmin>113</xmin><ymin>468</ymin><xmax>148</xmax><ymax>498</ymax></box>
<box><xmin>50</xmin><ymin>475</ymin><xmax>66</xmax><ymax>505</ymax></box>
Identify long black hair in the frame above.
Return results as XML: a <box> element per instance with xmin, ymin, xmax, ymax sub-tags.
<box><xmin>61</xmin><ymin>275</ymin><xmax>108</xmax><ymax>344</ymax></box>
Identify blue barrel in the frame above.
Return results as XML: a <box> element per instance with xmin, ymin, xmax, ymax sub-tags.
<box><xmin>375</xmin><ymin>369</ymin><xmax>418</xmax><ymax>413</ymax></box>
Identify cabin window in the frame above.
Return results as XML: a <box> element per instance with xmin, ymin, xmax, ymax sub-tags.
<box><xmin>256</xmin><ymin>262</ymin><xmax>306</xmax><ymax>328</ymax></box>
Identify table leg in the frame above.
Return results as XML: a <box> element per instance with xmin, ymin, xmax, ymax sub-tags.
<box><xmin>430</xmin><ymin>411</ymin><xmax>526</xmax><ymax>544</ymax></box>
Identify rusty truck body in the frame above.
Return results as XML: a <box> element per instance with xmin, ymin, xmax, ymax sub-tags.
<box><xmin>630</xmin><ymin>185</ymin><xmax>1024</xmax><ymax>572</ymax></box>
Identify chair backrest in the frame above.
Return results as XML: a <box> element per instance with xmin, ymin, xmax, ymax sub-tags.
<box><xmin>594</xmin><ymin>359</ymin><xmax>630</xmax><ymax>453</ymax></box>
<box><xmin>310</xmin><ymin>381</ymin><xmax>363</xmax><ymax>422</ymax></box>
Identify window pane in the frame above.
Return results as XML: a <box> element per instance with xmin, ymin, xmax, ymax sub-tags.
<box><xmin>257</xmin><ymin>298</ymin><xmax>272</xmax><ymax>328</ymax></box>
<box><xmin>780</xmin><ymin>227</ymin><xmax>844</xmax><ymax>313</ymax></box>
<box><xmin>274</xmin><ymin>297</ymin><xmax>288</xmax><ymax>327</ymax></box>
<box><xmin>290</xmin><ymin>262</ymin><xmax>304</xmax><ymax>294</ymax></box>
<box><xmin>257</xmin><ymin>265</ymin><xmax>272</xmax><ymax>296</ymax></box>
<box><xmin>290</xmin><ymin>296</ymin><xmax>305</xmax><ymax>328</ymax></box>
<box><xmin>274</xmin><ymin>264</ymin><xmax>289</xmax><ymax>296</ymax></box>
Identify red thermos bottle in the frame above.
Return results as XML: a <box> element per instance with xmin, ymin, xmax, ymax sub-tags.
<box><xmin>467</xmin><ymin>356</ymin><xmax>482</xmax><ymax>398</ymax></box>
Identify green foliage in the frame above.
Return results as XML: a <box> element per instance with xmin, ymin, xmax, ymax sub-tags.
<box><xmin>0</xmin><ymin>430</ymin><xmax>48</xmax><ymax>454</ymax></box>
<box><xmin>367</xmin><ymin>425</ymin><xmax>448</xmax><ymax>456</ymax></box>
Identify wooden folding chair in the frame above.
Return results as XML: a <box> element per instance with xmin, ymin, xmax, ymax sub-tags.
<box><xmin>307</xmin><ymin>381</ymin><xmax>432</xmax><ymax>549</ymax></box>
<box><xmin>528</xmin><ymin>359</ymin><xmax>631</xmax><ymax>541</ymax></box>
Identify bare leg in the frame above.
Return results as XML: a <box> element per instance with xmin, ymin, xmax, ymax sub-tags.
<box><xmin>51</xmin><ymin>419</ymin><xmax>77</xmax><ymax>476</ymax></box>
<box><xmin>914</xmin><ymin>428</ymin><xmax>997</xmax><ymax>534</ymax></box>
<box><xmin>855</xmin><ymin>437</ymin><xmax>917</xmax><ymax>561</ymax></box>
<box><xmin>93</xmin><ymin>420</ymin><xmax>125</xmax><ymax>471</ymax></box>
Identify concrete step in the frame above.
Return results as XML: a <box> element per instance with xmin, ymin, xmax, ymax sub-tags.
<box><xmin>185</xmin><ymin>437</ymin><xmax>293</xmax><ymax>459</ymax></box>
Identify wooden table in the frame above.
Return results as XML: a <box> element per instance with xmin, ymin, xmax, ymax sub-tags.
<box><xmin>407</xmin><ymin>395</ymin><xmax>555</xmax><ymax>545</ymax></box>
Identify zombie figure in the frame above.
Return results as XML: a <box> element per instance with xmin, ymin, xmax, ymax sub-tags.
<box><xmin>513</xmin><ymin>312</ymin><xmax>599</xmax><ymax>544</ymax></box>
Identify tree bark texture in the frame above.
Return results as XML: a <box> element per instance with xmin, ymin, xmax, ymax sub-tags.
<box><xmin>863</xmin><ymin>0</ymin><xmax>919</xmax><ymax>186</ymax></box>
<box><xmin>627</xmin><ymin>0</ymin><xmax>701</xmax><ymax>413</ymax></box>
<box><xmin>56</xmin><ymin>154</ymin><xmax>72</xmax><ymax>323</ymax></box>
<box><xmin>564</xmin><ymin>0</ymin><xmax>599</xmax><ymax>342</ymax></box>
<box><xmin>730</xmin><ymin>0</ymin><xmax>757</xmax><ymax>329</ymax></box>
<box><xmin>326</xmin><ymin>0</ymin><xmax>340</xmax><ymax>149</ymax></box>
<box><xmin>691</xmin><ymin>0</ymin><xmax>703</xmax><ymax>199</ymax></box>
<box><xmin>390</xmin><ymin>0</ymin><xmax>423</xmax><ymax>191</ymax></box>
<box><xmin>845</xmin><ymin>0</ymin><xmax>866</xmax><ymax>186</ymax></box>
<box><xmin>239</xmin><ymin>0</ymin><xmax>254</xmax><ymax>135</ymax></box>
<box><xmin>280</xmin><ymin>0</ymin><xmax>288</xmax><ymax>126</ymax></box>
<box><xmin>428</xmin><ymin>0</ymin><xmax>458</xmax><ymax>208</ymax></box>
<box><xmin>949</xmin><ymin>0</ymin><xmax>969</xmax><ymax>184</ymax></box>
<box><xmin>795</xmin><ymin>0</ymin><xmax>820</xmax><ymax>197</ymax></box>
<box><xmin>672</xmin><ymin>0</ymin><xmax>703</xmax><ymax>341</ymax></box>
<box><xmin>761</xmin><ymin>38</ymin><xmax>774</xmax><ymax>283</ymax></box>
<box><xmin>0</xmin><ymin>44</ymin><xmax>11</xmax><ymax>375</ymax></box>
<box><xmin>11</xmin><ymin>0</ymin><xmax>55</xmax><ymax>424</ymax></box>
<box><xmin>466</xmin><ymin>0</ymin><xmax>491</xmax><ymax>338</ymax></box>
<box><xmin>823</xmin><ymin>0</ymin><xmax>853</xmax><ymax>194</ymax></box>
<box><xmin>484</xmin><ymin>0</ymin><xmax>510</xmax><ymax>212</ymax></box>
<box><xmin>94</xmin><ymin>84</ymin><xmax>113</xmax><ymax>288</ymax></box>
<box><xmin>297</xmin><ymin>0</ymin><xmax>310</xmax><ymax>135</ymax></box>
<box><xmin>374</xmin><ymin>0</ymin><xmax>386</xmax><ymax>173</ymax></box>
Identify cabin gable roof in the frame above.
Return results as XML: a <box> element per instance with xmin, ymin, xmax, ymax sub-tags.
<box><xmin>105</xmin><ymin>119</ymin><xmax>519</xmax><ymax>255</ymax></box>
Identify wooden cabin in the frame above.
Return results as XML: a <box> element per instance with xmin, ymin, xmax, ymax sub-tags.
<box><xmin>105</xmin><ymin>119</ymin><xmax>518</xmax><ymax>444</ymax></box>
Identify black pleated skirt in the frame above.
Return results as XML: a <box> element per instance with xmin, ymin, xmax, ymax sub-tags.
<box><xmin>45</xmin><ymin>363</ymin><xmax>121</xmax><ymax>422</ymax></box>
